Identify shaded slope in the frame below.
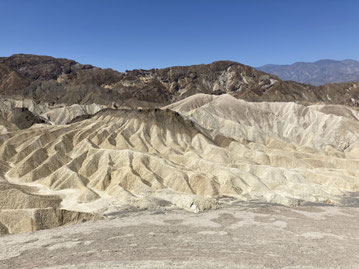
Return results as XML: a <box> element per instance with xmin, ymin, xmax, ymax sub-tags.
<box><xmin>0</xmin><ymin>178</ymin><xmax>100</xmax><ymax>235</ymax></box>
<box><xmin>0</xmin><ymin>54</ymin><xmax>94</xmax><ymax>81</ymax></box>
<box><xmin>0</xmin><ymin>97</ymin><xmax>160</xmax><ymax>127</ymax></box>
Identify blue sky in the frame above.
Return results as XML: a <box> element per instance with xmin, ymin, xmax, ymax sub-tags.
<box><xmin>0</xmin><ymin>0</ymin><xmax>358</xmax><ymax>71</ymax></box>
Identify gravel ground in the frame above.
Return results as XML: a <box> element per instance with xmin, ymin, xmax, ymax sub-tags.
<box><xmin>1</xmin><ymin>203</ymin><xmax>359</xmax><ymax>269</ymax></box>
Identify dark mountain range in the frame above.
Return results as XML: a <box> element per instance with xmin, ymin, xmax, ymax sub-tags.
<box><xmin>257</xmin><ymin>59</ymin><xmax>359</xmax><ymax>86</ymax></box>
<box><xmin>1</xmin><ymin>54</ymin><xmax>359</xmax><ymax>107</ymax></box>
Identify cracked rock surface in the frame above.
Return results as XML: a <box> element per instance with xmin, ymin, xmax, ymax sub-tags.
<box><xmin>1</xmin><ymin>204</ymin><xmax>359</xmax><ymax>269</ymax></box>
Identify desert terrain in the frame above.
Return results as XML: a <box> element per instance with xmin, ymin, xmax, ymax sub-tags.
<box><xmin>2</xmin><ymin>203</ymin><xmax>359</xmax><ymax>269</ymax></box>
<box><xmin>0</xmin><ymin>54</ymin><xmax>358</xmax><ymax>268</ymax></box>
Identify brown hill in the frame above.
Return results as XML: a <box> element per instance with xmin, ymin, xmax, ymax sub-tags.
<box><xmin>0</xmin><ymin>54</ymin><xmax>94</xmax><ymax>80</ymax></box>
<box><xmin>1</xmin><ymin>54</ymin><xmax>359</xmax><ymax>106</ymax></box>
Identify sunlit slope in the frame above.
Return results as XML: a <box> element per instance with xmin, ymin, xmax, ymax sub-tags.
<box><xmin>0</xmin><ymin>94</ymin><xmax>358</xmax><ymax>225</ymax></box>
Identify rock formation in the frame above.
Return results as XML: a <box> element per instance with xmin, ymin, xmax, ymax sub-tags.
<box><xmin>0</xmin><ymin>54</ymin><xmax>359</xmax><ymax>235</ymax></box>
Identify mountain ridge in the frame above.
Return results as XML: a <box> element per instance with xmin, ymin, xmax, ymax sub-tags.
<box><xmin>257</xmin><ymin>59</ymin><xmax>359</xmax><ymax>85</ymax></box>
<box><xmin>1</xmin><ymin>54</ymin><xmax>359</xmax><ymax>107</ymax></box>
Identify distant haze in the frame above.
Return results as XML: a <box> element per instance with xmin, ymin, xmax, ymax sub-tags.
<box><xmin>257</xmin><ymin>59</ymin><xmax>359</xmax><ymax>86</ymax></box>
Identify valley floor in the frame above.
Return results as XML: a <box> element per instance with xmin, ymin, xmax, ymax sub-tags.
<box><xmin>1</xmin><ymin>203</ymin><xmax>359</xmax><ymax>269</ymax></box>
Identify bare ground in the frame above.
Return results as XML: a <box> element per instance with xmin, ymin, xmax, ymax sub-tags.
<box><xmin>1</xmin><ymin>203</ymin><xmax>359</xmax><ymax>269</ymax></box>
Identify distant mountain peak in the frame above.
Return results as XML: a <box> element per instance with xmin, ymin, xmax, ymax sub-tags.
<box><xmin>257</xmin><ymin>59</ymin><xmax>359</xmax><ymax>85</ymax></box>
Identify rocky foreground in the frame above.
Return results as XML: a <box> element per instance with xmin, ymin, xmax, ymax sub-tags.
<box><xmin>1</xmin><ymin>203</ymin><xmax>359</xmax><ymax>269</ymax></box>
